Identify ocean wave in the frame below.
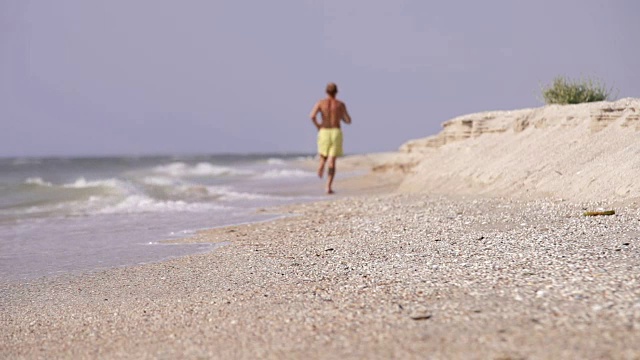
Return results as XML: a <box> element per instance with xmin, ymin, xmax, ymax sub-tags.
<box><xmin>258</xmin><ymin>169</ymin><xmax>316</xmax><ymax>179</ymax></box>
<box><xmin>24</xmin><ymin>177</ymin><xmax>53</xmax><ymax>187</ymax></box>
<box><xmin>153</xmin><ymin>162</ymin><xmax>254</xmax><ymax>177</ymax></box>
<box><xmin>98</xmin><ymin>195</ymin><xmax>227</xmax><ymax>214</ymax></box>
<box><xmin>0</xmin><ymin>197</ymin><xmax>223</xmax><ymax>219</ymax></box>
<box><xmin>206</xmin><ymin>186</ymin><xmax>278</xmax><ymax>201</ymax></box>
<box><xmin>266</xmin><ymin>158</ymin><xmax>286</xmax><ymax>165</ymax></box>
<box><xmin>142</xmin><ymin>176</ymin><xmax>177</xmax><ymax>186</ymax></box>
<box><xmin>1</xmin><ymin>202</ymin><xmax>68</xmax><ymax>216</ymax></box>
<box><xmin>62</xmin><ymin>177</ymin><xmax>124</xmax><ymax>189</ymax></box>
<box><xmin>4</xmin><ymin>177</ymin><xmax>129</xmax><ymax>214</ymax></box>
<box><xmin>22</xmin><ymin>177</ymin><xmax>124</xmax><ymax>190</ymax></box>
<box><xmin>139</xmin><ymin>177</ymin><xmax>211</xmax><ymax>201</ymax></box>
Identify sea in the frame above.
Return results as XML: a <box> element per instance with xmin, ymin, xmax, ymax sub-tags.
<box><xmin>0</xmin><ymin>154</ymin><xmax>326</xmax><ymax>282</ymax></box>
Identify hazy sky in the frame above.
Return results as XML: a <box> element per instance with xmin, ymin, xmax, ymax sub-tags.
<box><xmin>2</xmin><ymin>0</ymin><xmax>638</xmax><ymax>157</ymax></box>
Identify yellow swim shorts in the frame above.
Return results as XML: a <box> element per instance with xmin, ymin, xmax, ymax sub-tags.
<box><xmin>317</xmin><ymin>128</ymin><xmax>344</xmax><ymax>157</ymax></box>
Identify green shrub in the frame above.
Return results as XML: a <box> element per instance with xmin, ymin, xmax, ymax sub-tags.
<box><xmin>542</xmin><ymin>76</ymin><xmax>612</xmax><ymax>105</ymax></box>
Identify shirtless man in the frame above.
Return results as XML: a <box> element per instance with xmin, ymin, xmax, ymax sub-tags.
<box><xmin>309</xmin><ymin>82</ymin><xmax>352</xmax><ymax>194</ymax></box>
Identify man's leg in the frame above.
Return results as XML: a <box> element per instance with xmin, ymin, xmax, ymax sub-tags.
<box><xmin>317</xmin><ymin>155</ymin><xmax>327</xmax><ymax>178</ymax></box>
<box><xmin>326</xmin><ymin>156</ymin><xmax>336</xmax><ymax>194</ymax></box>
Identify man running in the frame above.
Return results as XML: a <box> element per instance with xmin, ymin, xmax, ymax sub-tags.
<box><xmin>309</xmin><ymin>82</ymin><xmax>352</xmax><ymax>194</ymax></box>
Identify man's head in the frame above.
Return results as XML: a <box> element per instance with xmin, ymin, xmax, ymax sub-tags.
<box><xmin>326</xmin><ymin>82</ymin><xmax>338</xmax><ymax>97</ymax></box>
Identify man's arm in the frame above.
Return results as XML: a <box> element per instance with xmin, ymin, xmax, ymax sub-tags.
<box><xmin>310</xmin><ymin>102</ymin><xmax>321</xmax><ymax>130</ymax></box>
<box><xmin>342</xmin><ymin>103</ymin><xmax>352</xmax><ymax>124</ymax></box>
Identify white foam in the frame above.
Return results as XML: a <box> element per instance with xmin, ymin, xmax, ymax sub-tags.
<box><xmin>153</xmin><ymin>162</ymin><xmax>253</xmax><ymax>177</ymax></box>
<box><xmin>142</xmin><ymin>176</ymin><xmax>176</xmax><ymax>186</ymax></box>
<box><xmin>98</xmin><ymin>195</ymin><xmax>226</xmax><ymax>214</ymax></box>
<box><xmin>259</xmin><ymin>169</ymin><xmax>315</xmax><ymax>179</ymax></box>
<box><xmin>62</xmin><ymin>177</ymin><xmax>122</xmax><ymax>189</ymax></box>
<box><xmin>24</xmin><ymin>177</ymin><xmax>53</xmax><ymax>187</ymax></box>
<box><xmin>206</xmin><ymin>186</ymin><xmax>276</xmax><ymax>201</ymax></box>
<box><xmin>267</xmin><ymin>158</ymin><xmax>286</xmax><ymax>165</ymax></box>
<box><xmin>168</xmin><ymin>229</ymin><xmax>197</xmax><ymax>236</ymax></box>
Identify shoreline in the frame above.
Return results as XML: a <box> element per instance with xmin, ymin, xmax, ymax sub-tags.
<box><xmin>3</xmin><ymin>184</ymin><xmax>639</xmax><ymax>358</ymax></box>
<box><xmin>0</xmin><ymin>155</ymin><xmax>351</xmax><ymax>283</ymax></box>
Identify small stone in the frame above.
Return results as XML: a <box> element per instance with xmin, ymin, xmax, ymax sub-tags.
<box><xmin>410</xmin><ymin>313</ymin><xmax>433</xmax><ymax>321</ymax></box>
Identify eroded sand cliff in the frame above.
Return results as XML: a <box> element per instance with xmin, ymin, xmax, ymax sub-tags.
<box><xmin>383</xmin><ymin>98</ymin><xmax>640</xmax><ymax>203</ymax></box>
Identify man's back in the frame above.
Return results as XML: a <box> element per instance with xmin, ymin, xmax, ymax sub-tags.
<box><xmin>314</xmin><ymin>98</ymin><xmax>350</xmax><ymax>128</ymax></box>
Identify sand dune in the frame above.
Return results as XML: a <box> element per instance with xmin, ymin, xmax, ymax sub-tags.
<box><xmin>373</xmin><ymin>98</ymin><xmax>640</xmax><ymax>203</ymax></box>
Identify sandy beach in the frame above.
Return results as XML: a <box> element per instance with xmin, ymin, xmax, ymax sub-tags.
<box><xmin>3</xmin><ymin>99</ymin><xmax>640</xmax><ymax>359</ymax></box>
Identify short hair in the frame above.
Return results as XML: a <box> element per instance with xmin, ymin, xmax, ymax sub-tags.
<box><xmin>326</xmin><ymin>82</ymin><xmax>338</xmax><ymax>96</ymax></box>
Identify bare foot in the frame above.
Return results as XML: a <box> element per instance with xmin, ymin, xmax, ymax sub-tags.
<box><xmin>317</xmin><ymin>165</ymin><xmax>324</xmax><ymax>178</ymax></box>
<box><xmin>326</xmin><ymin>189</ymin><xmax>335</xmax><ymax>195</ymax></box>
